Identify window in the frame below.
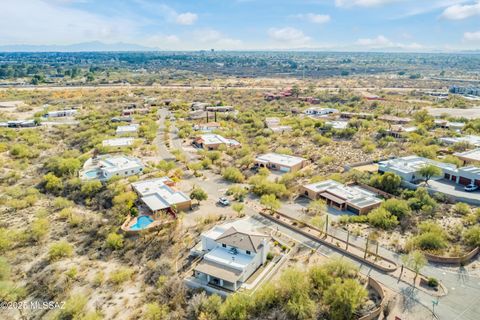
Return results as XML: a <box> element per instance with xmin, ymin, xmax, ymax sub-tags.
<box><xmin>246</xmin><ymin>250</ymin><xmax>251</xmax><ymax>255</ymax></box>
<box><xmin>222</xmin><ymin>243</ymin><xmax>226</xmax><ymax>248</ymax></box>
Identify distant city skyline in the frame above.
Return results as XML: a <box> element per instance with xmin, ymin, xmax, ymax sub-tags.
<box><xmin>1</xmin><ymin>0</ymin><xmax>480</xmax><ymax>52</ymax></box>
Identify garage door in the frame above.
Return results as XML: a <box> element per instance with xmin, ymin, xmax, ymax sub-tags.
<box><xmin>459</xmin><ymin>176</ymin><xmax>471</xmax><ymax>186</ymax></box>
<box><xmin>280</xmin><ymin>166</ymin><xmax>290</xmax><ymax>172</ymax></box>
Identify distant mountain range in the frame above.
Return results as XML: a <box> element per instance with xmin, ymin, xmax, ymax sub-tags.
<box><xmin>0</xmin><ymin>41</ymin><xmax>478</xmax><ymax>53</ymax></box>
<box><xmin>0</xmin><ymin>41</ymin><xmax>156</xmax><ymax>52</ymax></box>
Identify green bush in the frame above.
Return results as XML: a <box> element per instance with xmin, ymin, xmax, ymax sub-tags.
<box><xmin>109</xmin><ymin>267</ymin><xmax>134</xmax><ymax>285</ymax></box>
<box><xmin>414</xmin><ymin>232</ymin><xmax>448</xmax><ymax>250</ymax></box>
<box><xmin>367</xmin><ymin>208</ymin><xmax>398</xmax><ymax>229</ymax></box>
<box><xmin>106</xmin><ymin>233</ymin><xmax>124</xmax><ymax>250</ymax></box>
<box><xmin>427</xmin><ymin>277</ymin><xmax>439</xmax><ymax>288</ymax></box>
<box><xmin>222</xmin><ymin>167</ymin><xmax>245</xmax><ymax>183</ymax></box>
<box><xmin>463</xmin><ymin>226</ymin><xmax>480</xmax><ymax>247</ymax></box>
<box><xmin>48</xmin><ymin>241</ymin><xmax>73</xmax><ymax>261</ymax></box>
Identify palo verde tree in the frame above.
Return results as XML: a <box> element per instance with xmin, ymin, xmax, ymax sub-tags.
<box><xmin>418</xmin><ymin>164</ymin><xmax>442</xmax><ymax>185</ymax></box>
<box><xmin>401</xmin><ymin>250</ymin><xmax>427</xmax><ymax>284</ymax></box>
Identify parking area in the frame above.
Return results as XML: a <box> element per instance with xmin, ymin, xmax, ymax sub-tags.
<box><xmin>428</xmin><ymin>179</ymin><xmax>480</xmax><ymax>205</ymax></box>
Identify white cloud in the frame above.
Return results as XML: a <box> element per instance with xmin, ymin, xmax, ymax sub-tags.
<box><xmin>441</xmin><ymin>1</ymin><xmax>480</xmax><ymax>20</ymax></box>
<box><xmin>146</xmin><ymin>34</ymin><xmax>180</xmax><ymax>47</ymax></box>
<box><xmin>356</xmin><ymin>35</ymin><xmax>393</xmax><ymax>46</ymax></box>
<box><xmin>175</xmin><ymin>12</ymin><xmax>198</xmax><ymax>25</ymax></box>
<box><xmin>135</xmin><ymin>1</ymin><xmax>198</xmax><ymax>25</ymax></box>
<box><xmin>335</xmin><ymin>0</ymin><xmax>400</xmax><ymax>7</ymax></box>
<box><xmin>192</xmin><ymin>28</ymin><xmax>242</xmax><ymax>48</ymax></box>
<box><xmin>268</xmin><ymin>27</ymin><xmax>311</xmax><ymax>45</ymax></box>
<box><xmin>464</xmin><ymin>31</ymin><xmax>480</xmax><ymax>41</ymax></box>
<box><xmin>0</xmin><ymin>0</ymin><xmax>137</xmax><ymax>45</ymax></box>
<box><xmin>355</xmin><ymin>35</ymin><xmax>423</xmax><ymax>50</ymax></box>
<box><xmin>297</xmin><ymin>13</ymin><xmax>331</xmax><ymax>24</ymax></box>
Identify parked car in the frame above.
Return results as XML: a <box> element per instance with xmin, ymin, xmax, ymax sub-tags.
<box><xmin>218</xmin><ymin>197</ymin><xmax>230</xmax><ymax>206</ymax></box>
<box><xmin>464</xmin><ymin>183</ymin><xmax>478</xmax><ymax>192</ymax></box>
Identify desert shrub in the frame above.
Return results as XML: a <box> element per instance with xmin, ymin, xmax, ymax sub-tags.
<box><xmin>53</xmin><ymin>197</ymin><xmax>73</xmax><ymax>210</ymax></box>
<box><xmin>381</xmin><ymin>198</ymin><xmax>411</xmax><ymax>220</ymax></box>
<box><xmin>427</xmin><ymin>277</ymin><xmax>439</xmax><ymax>288</ymax></box>
<box><xmin>109</xmin><ymin>267</ymin><xmax>134</xmax><ymax>285</ymax></box>
<box><xmin>369</xmin><ymin>172</ymin><xmax>401</xmax><ymax>194</ymax></box>
<box><xmin>222</xmin><ymin>167</ymin><xmax>245</xmax><ymax>183</ymax></box>
<box><xmin>106</xmin><ymin>233</ymin><xmax>124</xmax><ymax>250</ymax></box>
<box><xmin>9</xmin><ymin>143</ymin><xmax>38</xmax><ymax>159</ymax></box>
<box><xmin>80</xmin><ymin>180</ymin><xmax>103</xmax><ymax>197</ymax></box>
<box><xmin>323</xmin><ymin>278</ymin><xmax>367</xmax><ymax>320</ymax></box>
<box><xmin>414</xmin><ymin>232</ymin><xmax>448</xmax><ymax>251</ymax></box>
<box><xmin>0</xmin><ymin>228</ymin><xmax>13</xmax><ymax>252</ymax></box>
<box><xmin>30</xmin><ymin>218</ymin><xmax>49</xmax><ymax>242</ymax></box>
<box><xmin>367</xmin><ymin>208</ymin><xmax>398</xmax><ymax>229</ymax></box>
<box><xmin>48</xmin><ymin>241</ymin><xmax>73</xmax><ymax>261</ymax></box>
<box><xmin>43</xmin><ymin>173</ymin><xmax>63</xmax><ymax>193</ymax></box>
<box><xmin>45</xmin><ymin>156</ymin><xmax>82</xmax><ymax>177</ymax></box>
<box><xmin>249</xmin><ymin>175</ymin><xmax>288</xmax><ymax>198</ymax></box>
<box><xmin>144</xmin><ymin>302</ymin><xmax>169</xmax><ymax>320</ymax></box>
<box><xmin>463</xmin><ymin>226</ymin><xmax>480</xmax><ymax>247</ymax></box>
<box><xmin>452</xmin><ymin>202</ymin><xmax>471</xmax><ymax>216</ymax></box>
<box><xmin>56</xmin><ymin>294</ymin><xmax>87</xmax><ymax>320</ymax></box>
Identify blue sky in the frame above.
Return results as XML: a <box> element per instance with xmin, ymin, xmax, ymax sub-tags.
<box><xmin>1</xmin><ymin>0</ymin><xmax>480</xmax><ymax>51</ymax></box>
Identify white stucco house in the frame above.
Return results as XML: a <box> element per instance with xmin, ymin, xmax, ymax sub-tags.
<box><xmin>80</xmin><ymin>155</ymin><xmax>144</xmax><ymax>181</ymax></box>
<box><xmin>192</xmin><ymin>223</ymin><xmax>270</xmax><ymax>292</ymax></box>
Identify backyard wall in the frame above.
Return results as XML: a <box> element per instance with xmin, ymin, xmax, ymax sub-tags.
<box><xmin>424</xmin><ymin>247</ymin><xmax>479</xmax><ymax>265</ymax></box>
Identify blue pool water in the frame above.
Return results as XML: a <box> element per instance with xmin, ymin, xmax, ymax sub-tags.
<box><xmin>84</xmin><ymin>169</ymin><xmax>100</xmax><ymax>179</ymax></box>
<box><xmin>129</xmin><ymin>216</ymin><xmax>154</xmax><ymax>231</ymax></box>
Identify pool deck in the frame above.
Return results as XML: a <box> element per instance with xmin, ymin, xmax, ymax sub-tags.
<box><xmin>120</xmin><ymin>211</ymin><xmax>174</xmax><ymax>235</ymax></box>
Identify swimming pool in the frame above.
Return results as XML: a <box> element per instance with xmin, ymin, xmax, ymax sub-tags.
<box><xmin>83</xmin><ymin>169</ymin><xmax>101</xmax><ymax>179</ymax></box>
<box><xmin>129</xmin><ymin>216</ymin><xmax>154</xmax><ymax>231</ymax></box>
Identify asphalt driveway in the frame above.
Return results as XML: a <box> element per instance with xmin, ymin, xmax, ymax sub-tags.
<box><xmin>428</xmin><ymin>179</ymin><xmax>480</xmax><ymax>206</ymax></box>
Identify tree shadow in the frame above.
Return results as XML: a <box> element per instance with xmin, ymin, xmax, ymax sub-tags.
<box><xmin>399</xmin><ymin>286</ymin><xmax>419</xmax><ymax>313</ymax></box>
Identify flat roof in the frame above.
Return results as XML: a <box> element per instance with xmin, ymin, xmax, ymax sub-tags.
<box><xmin>116</xmin><ymin>124</ymin><xmax>139</xmax><ymax>133</ymax></box>
<box><xmin>132</xmin><ymin>177</ymin><xmax>190</xmax><ymax>210</ymax></box>
<box><xmin>326</xmin><ymin>121</ymin><xmax>349</xmax><ymax>130</ymax></box>
<box><xmin>458</xmin><ymin>166</ymin><xmax>480</xmax><ymax>176</ymax></box>
<box><xmin>102</xmin><ymin>137</ymin><xmax>134</xmax><ymax>147</ymax></box>
<box><xmin>455</xmin><ymin>148</ymin><xmax>480</xmax><ymax>162</ymax></box>
<box><xmin>200</xmin><ymin>134</ymin><xmax>240</xmax><ymax>146</ymax></box>
<box><xmin>440</xmin><ymin>135</ymin><xmax>480</xmax><ymax>146</ymax></box>
<box><xmin>203</xmin><ymin>246</ymin><xmax>253</xmax><ymax>271</ymax></box>
<box><xmin>100</xmin><ymin>156</ymin><xmax>143</xmax><ymax>173</ymax></box>
<box><xmin>303</xmin><ymin>180</ymin><xmax>382</xmax><ymax>209</ymax></box>
<box><xmin>255</xmin><ymin>153</ymin><xmax>305</xmax><ymax>167</ymax></box>
<box><xmin>195</xmin><ymin>259</ymin><xmax>242</xmax><ymax>283</ymax></box>
<box><xmin>378</xmin><ymin>155</ymin><xmax>456</xmax><ymax>175</ymax></box>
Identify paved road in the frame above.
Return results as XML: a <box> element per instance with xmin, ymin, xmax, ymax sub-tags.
<box><xmin>161</xmin><ymin>107</ymin><xmax>480</xmax><ymax>320</ymax></box>
<box><xmin>156</xmin><ymin>108</ymin><xmax>175</xmax><ymax>161</ymax></box>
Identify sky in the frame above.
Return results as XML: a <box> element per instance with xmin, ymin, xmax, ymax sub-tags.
<box><xmin>1</xmin><ymin>0</ymin><xmax>480</xmax><ymax>51</ymax></box>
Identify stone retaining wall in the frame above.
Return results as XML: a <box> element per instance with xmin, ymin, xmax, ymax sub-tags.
<box><xmin>358</xmin><ymin>277</ymin><xmax>385</xmax><ymax>320</ymax></box>
<box><xmin>424</xmin><ymin>247</ymin><xmax>479</xmax><ymax>265</ymax></box>
<box><xmin>260</xmin><ymin>210</ymin><xmax>397</xmax><ymax>272</ymax></box>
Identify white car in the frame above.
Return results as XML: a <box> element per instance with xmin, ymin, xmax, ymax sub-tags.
<box><xmin>464</xmin><ymin>184</ymin><xmax>478</xmax><ymax>192</ymax></box>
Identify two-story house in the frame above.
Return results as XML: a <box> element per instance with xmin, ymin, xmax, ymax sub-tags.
<box><xmin>193</xmin><ymin>224</ymin><xmax>270</xmax><ymax>292</ymax></box>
